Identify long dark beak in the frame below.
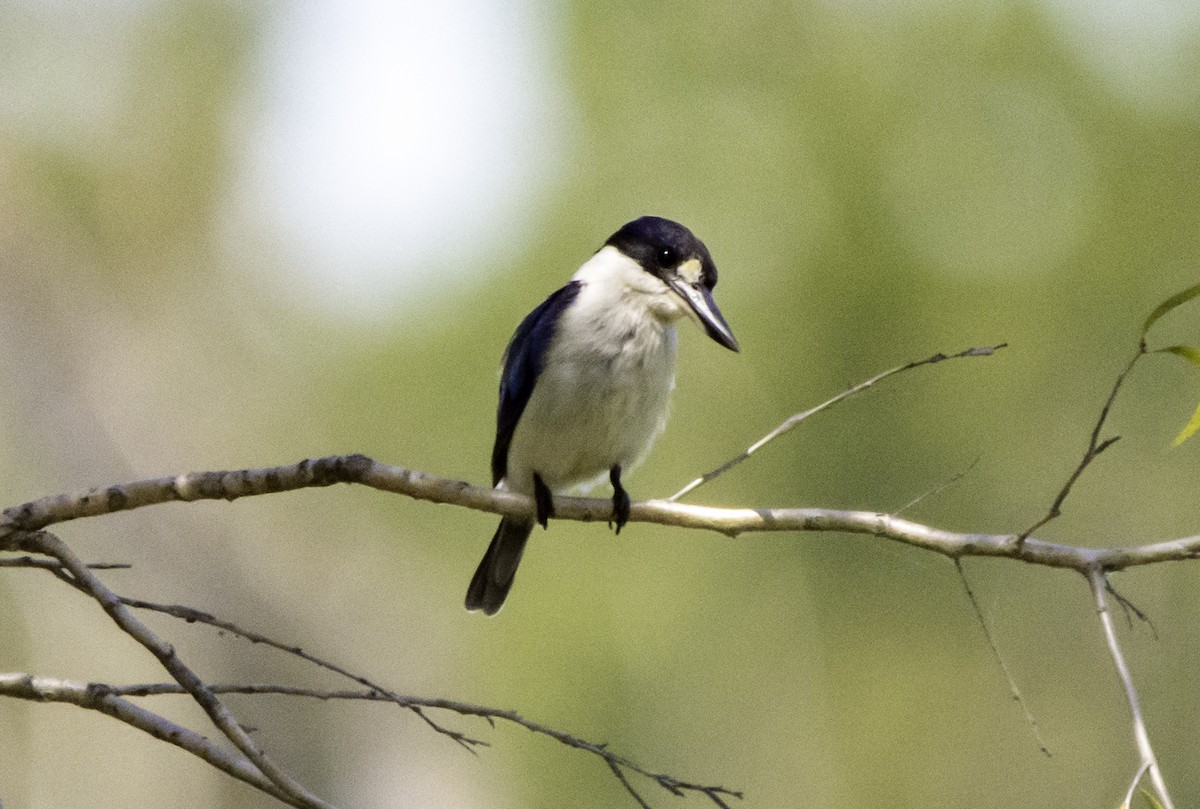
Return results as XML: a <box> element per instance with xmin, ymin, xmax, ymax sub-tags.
<box><xmin>667</xmin><ymin>275</ymin><xmax>739</xmax><ymax>352</ymax></box>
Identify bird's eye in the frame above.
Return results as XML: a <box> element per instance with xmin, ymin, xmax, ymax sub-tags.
<box><xmin>656</xmin><ymin>247</ymin><xmax>676</xmax><ymax>268</ymax></box>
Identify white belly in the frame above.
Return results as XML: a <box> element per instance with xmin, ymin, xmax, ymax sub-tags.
<box><xmin>504</xmin><ymin>318</ymin><xmax>677</xmax><ymax>495</ymax></box>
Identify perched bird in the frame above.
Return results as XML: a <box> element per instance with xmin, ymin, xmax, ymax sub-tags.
<box><xmin>465</xmin><ymin>216</ymin><xmax>739</xmax><ymax>615</ymax></box>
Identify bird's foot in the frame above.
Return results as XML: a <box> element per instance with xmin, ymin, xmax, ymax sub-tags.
<box><xmin>533</xmin><ymin>472</ymin><xmax>555</xmax><ymax>529</ymax></box>
<box><xmin>609</xmin><ymin>465</ymin><xmax>631</xmax><ymax>534</ymax></box>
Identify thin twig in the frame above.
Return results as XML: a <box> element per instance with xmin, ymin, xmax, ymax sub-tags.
<box><xmin>891</xmin><ymin>457</ymin><xmax>980</xmax><ymax>517</ymax></box>
<box><xmin>1087</xmin><ymin>567</ymin><xmax>1175</xmax><ymax>809</ymax></box>
<box><xmin>954</xmin><ymin>560</ymin><xmax>1050</xmax><ymax>756</ymax></box>
<box><xmin>120</xmin><ymin>595</ymin><xmax>488</xmax><ymax>751</ymax></box>
<box><xmin>668</xmin><ymin>344</ymin><xmax>1006</xmax><ymax>501</ymax></box>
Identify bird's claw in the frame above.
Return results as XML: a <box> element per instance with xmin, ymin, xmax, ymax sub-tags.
<box><xmin>533</xmin><ymin>472</ymin><xmax>554</xmax><ymax>529</ymax></box>
<box><xmin>609</xmin><ymin>465</ymin><xmax>631</xmax><ymax>534</ymax></box>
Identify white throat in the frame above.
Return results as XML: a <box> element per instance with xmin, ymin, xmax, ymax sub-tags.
<box><xmin>571</xmin><ymin>245</ymin><xmax>692</xmax><ymax>325</ymax></box>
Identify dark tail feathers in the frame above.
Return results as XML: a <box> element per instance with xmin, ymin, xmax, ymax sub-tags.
<box><xmin>465</xmin><ymin>518</ymin><xmax>534</xmax><ymax>615</ymax></box>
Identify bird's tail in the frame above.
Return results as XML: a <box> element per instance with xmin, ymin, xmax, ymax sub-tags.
<box><xmin>465</xmin><ymin>517</ymin><xmax>534</xmax><ymax>615</ymax></box>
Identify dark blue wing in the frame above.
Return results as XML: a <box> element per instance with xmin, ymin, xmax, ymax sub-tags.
<box><xmin>491</xmin><ymin>281</ymin><xmax>582</xmax><ymax>486</ymax></box>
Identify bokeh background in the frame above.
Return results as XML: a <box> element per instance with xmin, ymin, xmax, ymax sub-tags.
<box><xmin>2</xmin><ymin>1</ymin><xmax>1200</xmax><ymax>807</ymax></box>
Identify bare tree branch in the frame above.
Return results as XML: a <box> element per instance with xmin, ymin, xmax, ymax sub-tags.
<box><xmin>4</xmin><ymin>457</ymin><xmax>1191</xmax><ymax>808</ymax></box>
<box><xmin>4</xmin><ymin>456</ymin><xmax>1198</xmax><ymax>574</ymax></box>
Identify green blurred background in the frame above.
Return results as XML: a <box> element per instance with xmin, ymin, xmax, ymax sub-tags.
<box><xmin>2</xmin><ymin>1</ymin><xmax>1200</xmax><ymax>807</ymax></box>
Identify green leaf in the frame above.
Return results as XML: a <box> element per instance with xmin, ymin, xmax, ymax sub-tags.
<box><xmin>1173</xmin><ymin>402</ymin><xmax>1200</xmax><ymax>446</ymax></box>
<box><xmin>1155</xmin><ymin>344</ymin><xmax>1200</xmax><ymax>370</ymax></box>
<box><xmin>1142</xmin><ymin>282</ymin><xmax>1200</xmax><ymax>340</ymax></box>
<box><xmin>1155</xmin><ymin>346</ymin><xmax>1200</xmax><ymax>446</ymax></box>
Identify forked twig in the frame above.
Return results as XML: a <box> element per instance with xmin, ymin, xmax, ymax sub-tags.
<box><xmin>1016</xmin><ymin>348</ymin><xmax>1143</xmax><ymax>546</ymax></box>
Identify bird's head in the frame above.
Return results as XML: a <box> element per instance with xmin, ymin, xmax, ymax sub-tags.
<box><xmin>598</xmin><ymin>216</ymin><xmax>739</xmax><ymax>352</ymax></box>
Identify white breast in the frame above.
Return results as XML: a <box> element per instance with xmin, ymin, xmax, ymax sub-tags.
<box><xmin>503</xmin><ymin>248</ymin><xmax>683</xmax><ymax>495</ymax></box>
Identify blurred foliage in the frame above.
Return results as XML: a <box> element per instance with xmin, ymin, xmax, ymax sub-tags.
<box><xmin>1</xmin><ymin>1</ymin><xmax>1200</xmax><ymax>808</ymax></box>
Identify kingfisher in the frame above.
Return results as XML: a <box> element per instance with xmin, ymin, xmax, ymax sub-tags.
<box><xmin>465</xmin><ymin>216</ymin><xmax>739</xmax><ymax>614</ymax></box>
